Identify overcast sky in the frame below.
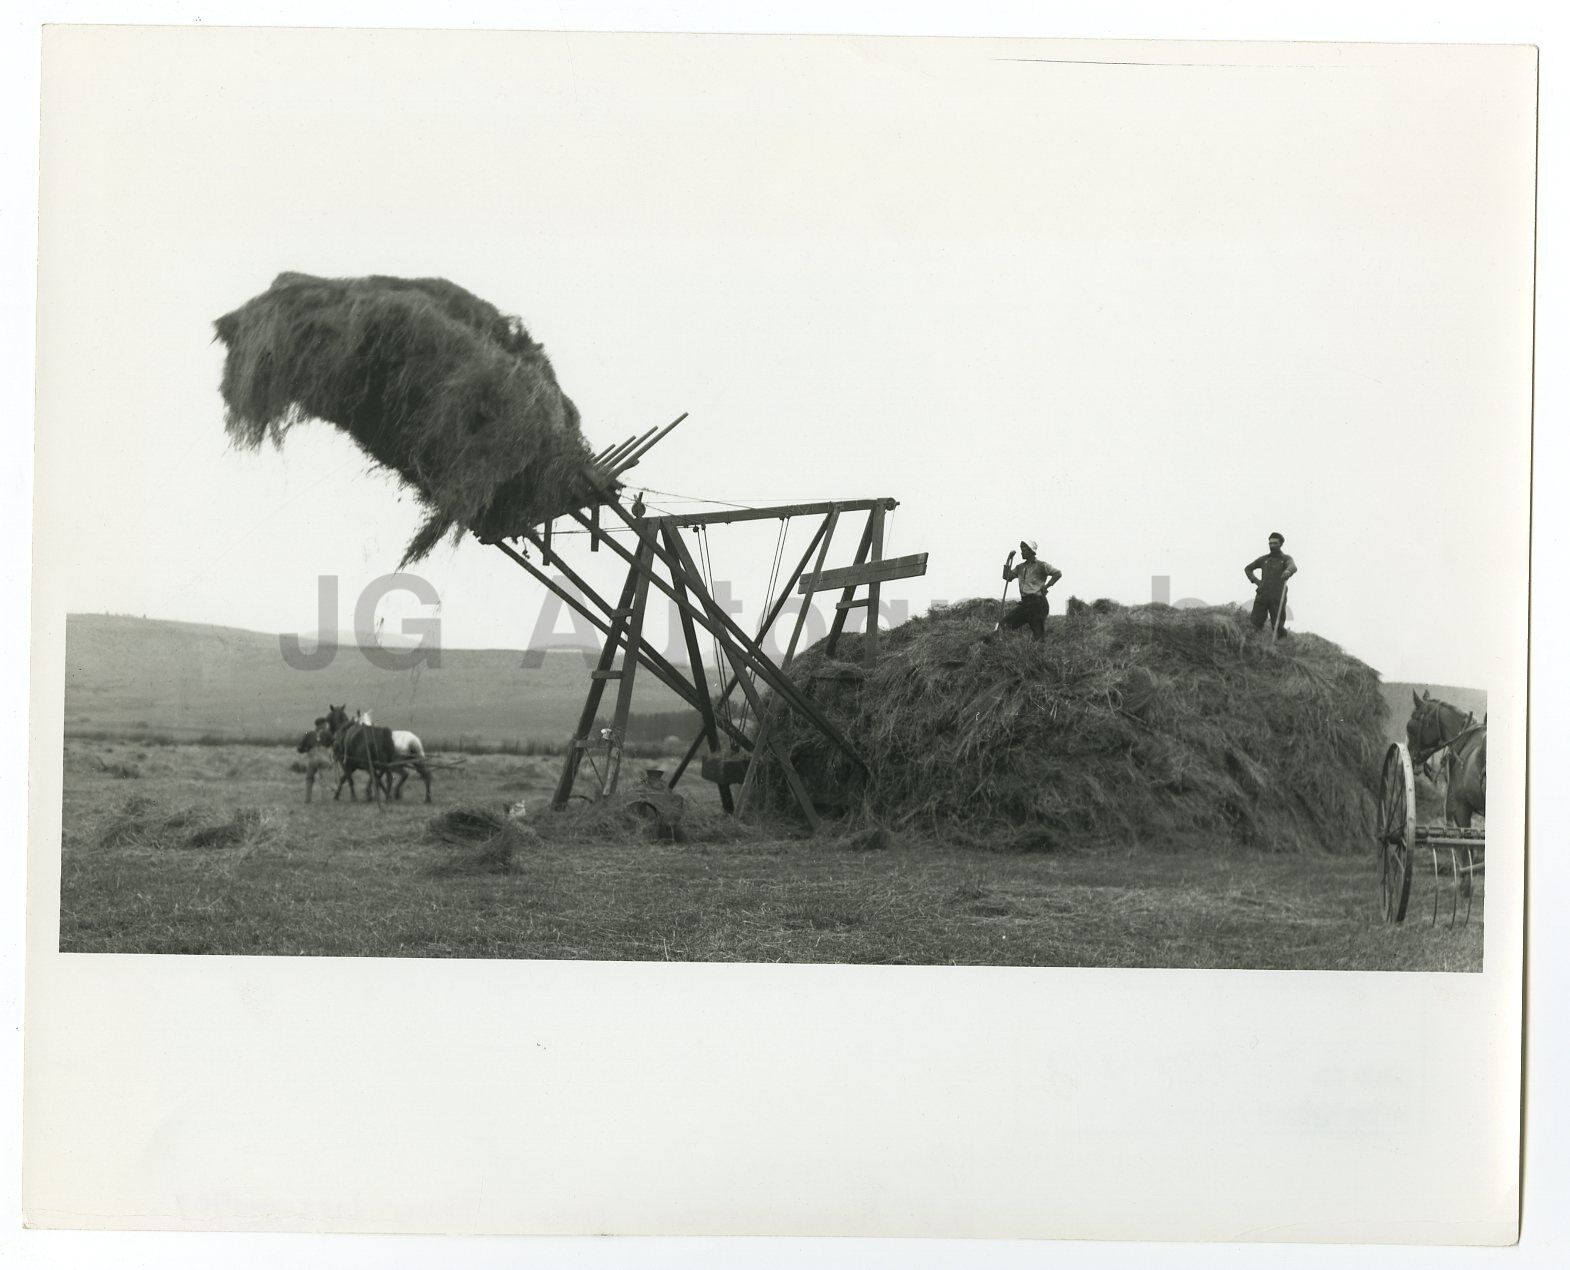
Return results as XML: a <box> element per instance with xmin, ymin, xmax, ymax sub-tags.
<box><xmin>32</xmin><ymin>29</ymin><xmax>1535</xmax><ymax>686</ymax></box>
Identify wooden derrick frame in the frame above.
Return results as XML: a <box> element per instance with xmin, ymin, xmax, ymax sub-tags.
<box><xmin>494</xmin><ymin>493</ymin><xmax>926</xmax><ymax>828</ymax></box>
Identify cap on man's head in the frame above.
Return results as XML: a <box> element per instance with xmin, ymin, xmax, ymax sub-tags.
<box><xmin>1269</xmin><ymin>532</ymin><xmax>1285</xmax><ymax>544</ymax></box>
<box><xmin>1021</xmin><ymin>539</ymin><xmax>1039</xmax><ymax>552</ymax></box>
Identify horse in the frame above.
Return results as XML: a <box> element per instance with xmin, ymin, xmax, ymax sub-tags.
<box><xmin>355</xmin><ymin>709</ymin><xmax>433</xmax><ymax>803</ymax></box>
<box><xmin>1406</xmin><ymin>690</ymin><xmax>1486</xmax><ymax>828</ymax></box>
<box><xmin>324</xmin><ymin>704</ymin><xmax>432</xmax><ymax>803</ymax></box>
<box><xmin>295</xmin><ymin>716</ymin><xmax>343</xmax><ymax>803</ymax></box>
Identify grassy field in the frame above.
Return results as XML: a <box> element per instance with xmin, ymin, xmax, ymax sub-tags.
<box><xmin>55</xmin><ymin>738</ymin><xmax>1483</xmax><ymax>969</ymax></box>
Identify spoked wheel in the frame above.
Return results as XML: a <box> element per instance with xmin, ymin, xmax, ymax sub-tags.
<box><xmin>1378</xmin><ymin>743</ymin><xmax>1416</xmax><ymax>924</ymax></box>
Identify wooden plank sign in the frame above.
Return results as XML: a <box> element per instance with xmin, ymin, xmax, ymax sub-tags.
<box><xmin>799</xmin><ymin>552</ymin><xmax>928</xmax><ymax>595</ymax></box>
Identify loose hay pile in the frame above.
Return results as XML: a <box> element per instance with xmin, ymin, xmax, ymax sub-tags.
<box><xmin>751</xmin><ymin>601</ymin><xmax>1388</xmax><ymax>853</ymax></box>
<box><xmin>426</xmin><ymin>806</ymin><xmax>538</xmax><ymax>875</ymax></box>
<box><xmin>97</xmin><ymin>798</ymin><xmax>284</xmax><ymax>852</ymax></box>
<box><xmin>214</xmin><ymin>273</ymin><xmax>597</xmax><ymax>564</ymax></box>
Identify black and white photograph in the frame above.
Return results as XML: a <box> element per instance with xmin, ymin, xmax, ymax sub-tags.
<box><xmin>36</xmin><ymin>29</ymin><xmax>1529</xmax><ymax>971</ymax></box>
<box><xmin>17</xmin><ymin>14</ymin><xmax>1541</xmax><ymax>1248</ymax></box>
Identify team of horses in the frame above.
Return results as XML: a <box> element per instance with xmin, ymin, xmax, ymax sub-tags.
<box><xmin>294</xmin><ymin>704</ymin><xmax>432</xmax><ymax>804</ymax></box>
<box><xmin>1405</xmin><ymin>689</ymin><xmax>1486</xmax><ymax>828</ymax></box>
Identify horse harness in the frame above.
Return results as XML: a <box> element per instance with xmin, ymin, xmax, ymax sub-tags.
<box><xmin>1411</xmin><ymin>707</ymin><xmax>1485</xmax><ymax>772</ymax></box>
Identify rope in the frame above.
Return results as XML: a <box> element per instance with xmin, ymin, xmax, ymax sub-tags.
<box><xmin>637</xmin><ymin>485</ymin><xmax>758</xmax><ymax>510</ymax></box>
<box><xmin>724</xmin><ymin>516</ymin><xmax>791</xmax><ymax>740</ymax></box>
<box><xmin>695</xmin><ymin>526</ymin><xmax>734</xmax><ymax>734</ymax></box>
<box><xmin>757</xmin><ymin>516</ymin><xmax>789</xmax><ymax>640</ymax></box>
<box><xmin>547</xmin><ymin>492</ymin><xmax>680</xmax><ymax>535</ymax></box>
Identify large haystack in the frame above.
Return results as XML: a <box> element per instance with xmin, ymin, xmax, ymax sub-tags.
<box><xmin>214</xmin><ymin>272</ymin><xmax>597</xmax><ymax>564</ymax></box>
<box><xmin>752</xmin><ymin>600</ymin><xmax>1387</xmax><ymax>852</ymax></box>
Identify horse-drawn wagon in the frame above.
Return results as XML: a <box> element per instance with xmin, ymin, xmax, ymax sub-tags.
<box><xmin>1375</xmin><ymin>693</ymin><xmax>1487</xmax><ymax>927</ymax></box>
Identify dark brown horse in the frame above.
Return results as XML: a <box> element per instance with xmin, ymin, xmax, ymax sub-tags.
<box><xmin>1406</xmin><ymin>690</ymin><xmax>1486</xmax><ymax>828</ymax></box>
<box><xmin>324</xmin><ymin>703</ymin><xmax>395</xmax><ymax>803</ymax></box>
<box><xmin>324</xmin><ymin>704</ymin><xmax>432</xmax><ymax>803</ymax></box>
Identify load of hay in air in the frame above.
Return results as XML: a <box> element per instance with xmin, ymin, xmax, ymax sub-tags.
<box><xmin>749</xmin><ymin>600</ymin><xmax>1388</xmax><ymax>852</ymax></box>
<box><xmin>213</xmin><ymin>272</ymin><xmax>597</xmax><ymax>564</ymax></box>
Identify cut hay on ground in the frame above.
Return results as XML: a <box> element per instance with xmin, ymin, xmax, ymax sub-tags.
<box><xmin>426</xmin><ymin>806</ymin><xmax>538</xmax><ymax>875</ymax></box>
<box><xmin>750</xmin><ymin>601</ymin><xmax>1388</xmax><ymax>853</ymax></box>
<box><xmin>214</xmin><ymin>273</ymin><xmax>596</xmax><ymax>564</ymax></box>
<box><xmin>97</xmin><ymin>798</ymin><xmax>283</xmax><ymax>852</ymax></box>
<box><xmin>532</xmin><ymin>796</ymin><xmax>762</xmax><ymax>846</ymax></box>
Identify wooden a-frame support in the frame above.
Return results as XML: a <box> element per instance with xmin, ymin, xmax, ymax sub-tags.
<box><xmin>497</xmin><ymin>493</ymin><xmax>924</xmax><ymax>828</ymax></box>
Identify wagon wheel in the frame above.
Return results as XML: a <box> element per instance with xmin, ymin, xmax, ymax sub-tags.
<box><xmin>1378</xmin><ymin>743</ymin><xmax>1415</xmax><ymax>924</ymax></box>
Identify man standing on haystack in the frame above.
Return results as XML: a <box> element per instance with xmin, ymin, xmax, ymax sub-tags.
<box><xmin>1245</xmin><ymin>531</ymin><xmax>1298</xmax><ymax>637</ymax></box>
<box><xmin>984</xmin><ymin>539</ymin><xmax>1062</xmax><ymax>643</ymax></box>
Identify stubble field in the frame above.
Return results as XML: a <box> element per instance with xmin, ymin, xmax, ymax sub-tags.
<box><xmin>55</xmin><ymin>738</ymin><xmax>1483</xmax><ymax>970</ymax></box>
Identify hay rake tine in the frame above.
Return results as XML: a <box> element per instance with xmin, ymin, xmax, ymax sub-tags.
<box><xmin>1447</xmin><ymin>846</ymin><xmax>1460</xmax><ymax>928</ymax></box>
<box><xmin>1456</xmin><ymin>847</ymin><xmax>1469</xmax><ymax>929</ymax></box>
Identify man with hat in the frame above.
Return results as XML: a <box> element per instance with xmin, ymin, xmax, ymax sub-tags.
<box><xmin>1245</xmin><ymin>532</ymin><xmax>1298</xmax><ymax>636</ymax></box>
<box><xmin>985</xmin><ymin>539</ymin><xmax>1062</xmax><ymax>642</ymax></box>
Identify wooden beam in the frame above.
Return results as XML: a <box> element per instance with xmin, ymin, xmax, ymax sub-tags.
<box><xmin>863</xmin><ymin>501</ymin><xmax>886</xmax><ymax>665</ymax></box>
<box><xmin>800</xmin><ymin>552</ymin><xmax>927</xmax><ymax>595</ymax></box>
<box><xmin>668</xmin><ymin>512</ymin><xmax>834</xmax><ymax>787</ymax></box>
<box><xmin>656</xmin><ymin>542</ymin><xmax>820</xmax><ymax>831</ymax></box>
<box><xmin>733</xmin><ymin>508</ymin><xmax>839</xmax><ymax>818</ymax></box>
<box><xmin>825</xmin><ymin>512</ymin><xmax>876</xmax><ymax>656</ymax></box>
<box><xmin>579</xmin><ymin>503</ymin><xmax>864</xmax><ymax>774</ymax></box>
<box><xmin>496</xmin><ymin>539</ymin><xmax>753</xmax><ymax>752</ymax></box>
<box><xmin>608</xmin><ymin>412</ymin><xmax>688</xmax><ymax>478</ymax></box>
<box><xmin>599</xmin><ymin>540</ymin><xmax>656</xmax><ymax>798</ymax></box>
<box><xmin>661</xmin><ymin>522</ymin><xmax>735</xmax><ymax>813</ymax></box>
<box><xmin>593</xmin><ymin>433</ymin><xmax>638</xmax><ymax>465</ymax></box>
<box><xmin>652</xmin><ymin>498</ymin><xmax>897</xmax><ymax>530</ymax></box>
<box><xmin>598</xmin><ymin>428</ymin><xmax>655</xmax><ymax>471</ymax></box>
<box><xmin>552</xmin><ymin>549</ymin><xmax>645</xmax><ymax>809</ymax></box>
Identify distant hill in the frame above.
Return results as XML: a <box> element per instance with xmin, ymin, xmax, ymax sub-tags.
<box><xmin>62</xmin><ymin>614</ymin><xmax>1489</xmax><ymax>754</ymax></box>
<box><xmin>1378</xmin><ymin>682</ymin><xmax>1488</xmax><ymax>745</ymax></box>
<box><xmin>63</xmin><ymin>613</ymin><xmax>695</xmax><ymax>746</ymax></box>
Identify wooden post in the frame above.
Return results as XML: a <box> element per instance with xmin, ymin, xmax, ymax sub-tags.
<box><xmin>660</xmin><ymin>523</ymin><xmax>734</xmax><ymax>812</ymax></box>
<box><xmin>824</xmin><ymin>511</ymin><xmax>877</xmax><ymax>656</ymax></box>
<box><xmin>863</xmin><ymin>501</ymin><xmax>886</xmax><ymax>666</ymax></box>
<box><xmin>551</xmin><ymin>542</ymin><xmax>649</xmax><ymax>809</ymax></box>
<box><xmin>598</xmin><ymin>541</ymin><xmax>655</xmax><ymax>798</ymax></box>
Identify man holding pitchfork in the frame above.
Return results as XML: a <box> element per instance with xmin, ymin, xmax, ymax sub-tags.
<box><xmin>983</xmin><ymin>539</ymin><xmax>1062</xmax><ymax>643</ymax></box>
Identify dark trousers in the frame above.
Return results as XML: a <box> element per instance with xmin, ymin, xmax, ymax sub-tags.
<box><xmin>1250</xmin><ymin>589</ymin><xmax>1286</xmax><ymax>633</ymax></box>
<box><xmin>1000</xmin><ymin>592</ymin><xmax>1050</xmax><ymax>640</ymax></box>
